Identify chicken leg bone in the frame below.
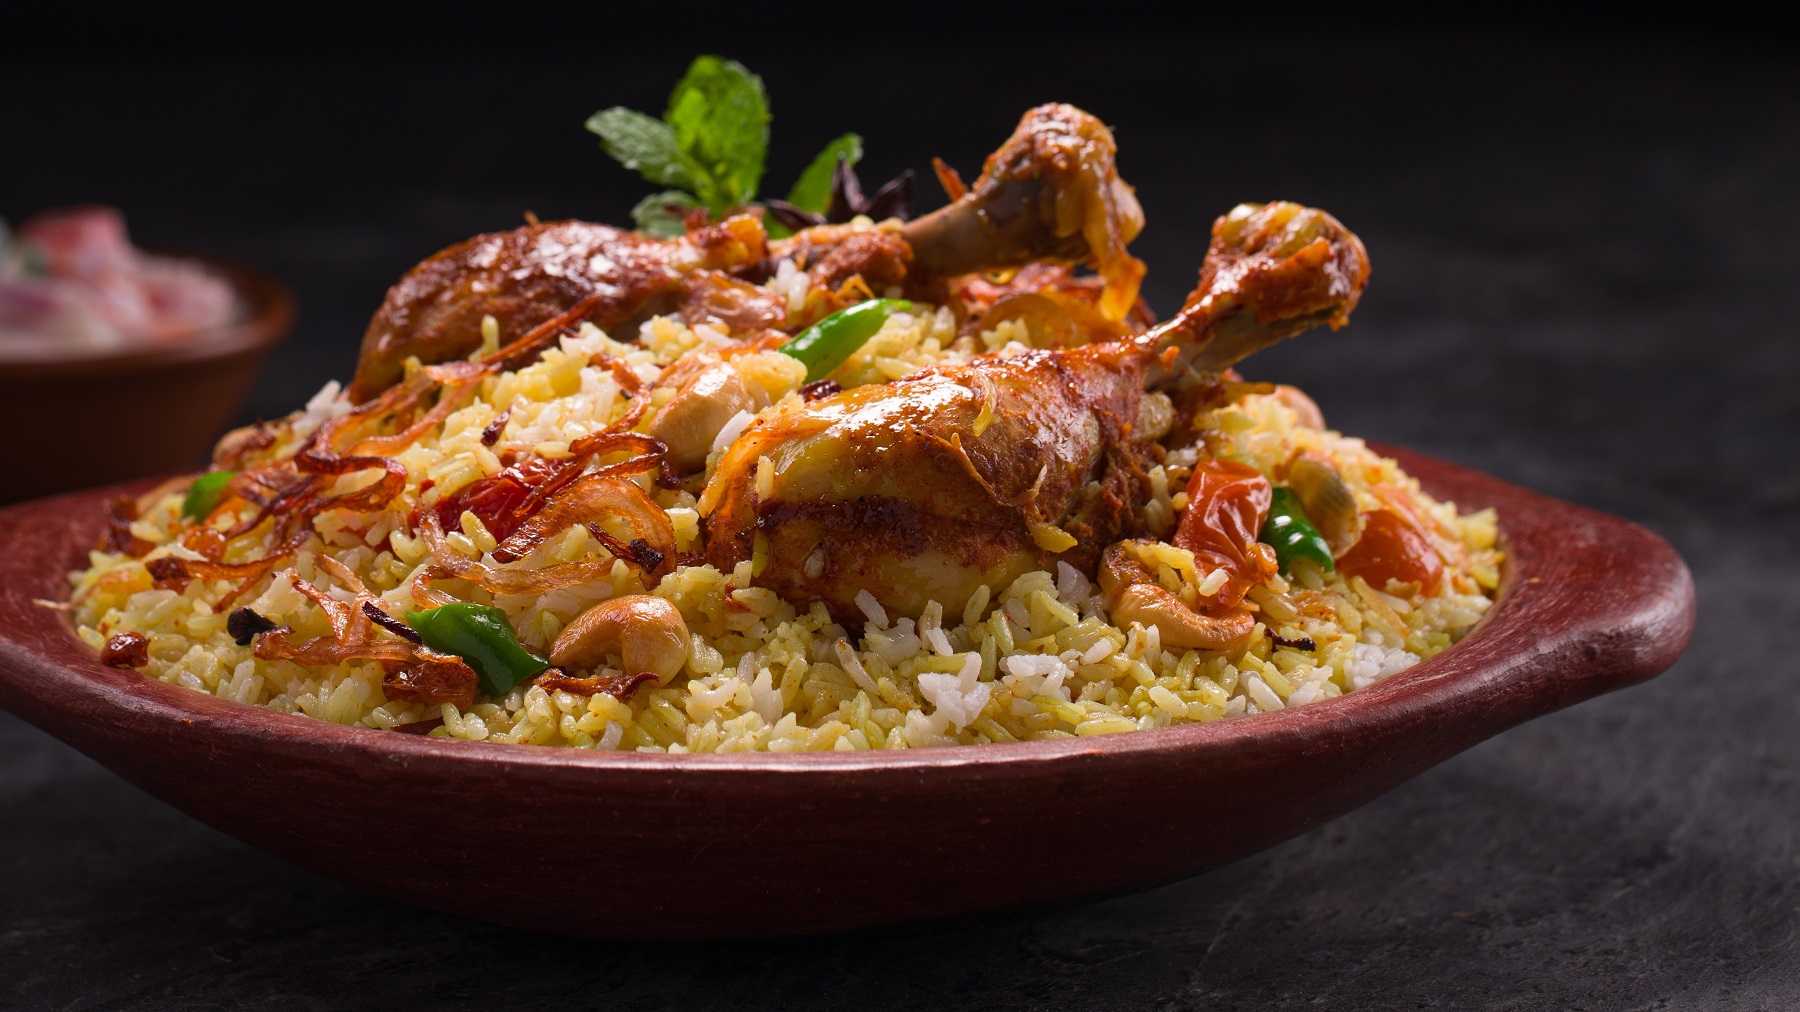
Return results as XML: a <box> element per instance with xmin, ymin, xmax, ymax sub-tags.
<box><xmin>347</xmin><ymin>104</ymin><xmax>1149</xmax><ymax>403</ymax></box>
<box><xmin>699</xmin><ymin>201</ymin><xmax>1369</xmax><ymax>622</ymax></box>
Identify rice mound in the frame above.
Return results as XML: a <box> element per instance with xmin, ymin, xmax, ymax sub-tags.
<box><xmin>68</xmin><ymin>296</ymin><xmax>1501</xmax><ymax>752</ymax></box>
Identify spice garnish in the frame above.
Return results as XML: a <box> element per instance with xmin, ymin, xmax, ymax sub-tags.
<box><xmin>226</xmin><ymin>607</ymin><xmax>279</xmax><ymax>646</ymax></box>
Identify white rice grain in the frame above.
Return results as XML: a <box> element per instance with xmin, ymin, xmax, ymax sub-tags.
<box><xmin>1197</xmin><ymin>568</ymin><xmax>1230</xmax><ymax>597</ymax></box>
<box><xmin>834</xmin><ymin>638</ymin><xmax>880</xmax><ymax>695</ymax></box>
<box><xmin>917</xmin><ymin>653</ymin><xmax>989</xmax><ymax>732</ymax></box>
<box><xmin>711</xmin><ymin>410</ymin><xmax>755</xmax><ymax>456</ymax></box>
<box><xmin>855</xmin><ymin>589</ymin><xmax>888</xmax><ymax>628</ymax></box>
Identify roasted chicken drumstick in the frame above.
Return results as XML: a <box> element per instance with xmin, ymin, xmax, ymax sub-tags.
<box><xmin>700</xmin><ymin>201</ymin><xmax>1370</xmax><ymax>621</ymax></box>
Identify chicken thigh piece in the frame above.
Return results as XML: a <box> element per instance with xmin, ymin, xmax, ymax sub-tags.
<box><xmin>700</xmin><ymin>201</ymin><xmax>1370</xmax><ymax>621</ymax></box>
<box><xmin>347</xmin><ymin>216</ymin><xmax>770</xmax><ymax>401</ymax></box>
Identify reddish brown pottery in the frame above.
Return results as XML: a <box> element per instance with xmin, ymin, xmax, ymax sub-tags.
<box><xmin>0</xmin><ymin>253</ymin><xmax>294</xmax><ymax>505</ymax></box>
<box><xmin>0</xmin><ymin>447</ymin><xmax>1695</xmax><ymax>938</ymax></box>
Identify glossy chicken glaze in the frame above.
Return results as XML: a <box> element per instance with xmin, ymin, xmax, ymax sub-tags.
<box><xmin>702</xmin><ymin>344</ymin><xmax>1149</xmax><ymax>619</ymax></box>
<box><xmin>701</xmin><ymin>201</ymin><xmax>1370</xmax><ymax>621</ymax></box>
<box><xmin>348</xmin><ymin>103</ymin><xmax>1143</xmax><ymax>403</ymax></box>
<box><xmin>339</xmin><ymin>101</ymin><xmax>1371</xmax><ymax>628</ymax></box>
<box><xmin>349</xmin><ymin>217</ymin><xmax>768</xmax><ymax>401</ymax></box>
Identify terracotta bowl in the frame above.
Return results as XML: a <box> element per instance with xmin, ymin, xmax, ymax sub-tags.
<box><xmin>0</xmin><ymin>447</ymin><xmax>1694</xmax><ymax>938</ymax></box>
<box><xmin>0</xmin><ymin>253</ymin><xmax>294</xmax><ymax>505</ymax></box>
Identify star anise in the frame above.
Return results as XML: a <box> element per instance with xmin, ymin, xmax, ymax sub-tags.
<box><xmin>765</xmin><ymin>156</ymin><xmax>915</xmax><ymax>233</ymax></box>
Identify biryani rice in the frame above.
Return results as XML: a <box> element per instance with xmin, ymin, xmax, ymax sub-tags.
<box><xmin>68</xmin><ymin>287</ymin><xmax>1501</xmax><ymax>752</ymax></box>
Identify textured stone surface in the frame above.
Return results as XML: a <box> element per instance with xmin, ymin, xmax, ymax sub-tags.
<box><xmin>2</xmin><ymin>31</ymin><xmax>1795</xmax><ymax>1010</ymax></box>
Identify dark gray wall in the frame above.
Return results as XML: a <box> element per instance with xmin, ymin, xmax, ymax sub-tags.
<box><xmin>3</xmin><ymin>20</ymin><xmax>1796</xmax><ymax>1010</ymax></box>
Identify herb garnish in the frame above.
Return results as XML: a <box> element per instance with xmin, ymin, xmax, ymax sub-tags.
<box><xmin>587</xmin><ymin>56</ymin><xmax>909</xmax><ymax>238</ymax></box>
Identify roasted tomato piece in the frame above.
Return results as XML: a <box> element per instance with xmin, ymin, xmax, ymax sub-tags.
<box><xmin>1338</xmin><ymin>508</ymin><xmax>1444</xmax><ymax>595</ymax></box>
<box><xmin>1173</xmin><ymin>458</ymin><xmax>1278</xmax><ymax>608</ymax></box>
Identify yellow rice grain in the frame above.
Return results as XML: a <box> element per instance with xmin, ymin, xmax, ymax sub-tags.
<box><xmin>68</xmin><ymin>313</ymin><xmax>1499</xmax><ymax>752</ymax></box>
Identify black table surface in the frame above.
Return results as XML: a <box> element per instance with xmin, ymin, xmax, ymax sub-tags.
<box><xmin>3</xmin><ymin>26</ymin><xmax>1796</xmax><ymax>1010</ymax></box>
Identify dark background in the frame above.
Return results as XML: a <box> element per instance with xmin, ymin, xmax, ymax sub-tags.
<box><xmin>4</xmin><ymin>11</ymin><xmax>1797</xmax><ymax>1009</ymax></box>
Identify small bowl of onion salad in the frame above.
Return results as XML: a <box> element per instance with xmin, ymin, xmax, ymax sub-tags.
<box><xmin>0</xmin><ymin>206</ymin><xmax>293</xmax><ymax>504</ymax></box>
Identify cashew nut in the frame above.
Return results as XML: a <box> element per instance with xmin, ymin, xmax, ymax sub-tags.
<box><xmin>647</xmin><ymin>358</ymin><xmax>770</xmax><ymax>472</ymax></box>
<box><xmin>1099</xmin><ymin>542</ymin><xmax>1255</xmax><ymax>653</ymax></box>
<box><xmin>1286</xmin><ymin>452</ymin><xmax>1360</xmax><ymax>557</ymax></box>
<box><xmin>550</xmin><ymin>594</ymin><xmax>690</xmax><ymax>684</ymax></box>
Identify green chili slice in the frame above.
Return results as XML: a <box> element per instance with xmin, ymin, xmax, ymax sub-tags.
<box><xmin>1259</xmin><ymin>486</ymin><xmax>1335</xmax><ymax>576</ymax></box>
<box><xmin>405</xmin><ymin>602</ymin><xmax>549</xmax><ymax>698</ymax></box>
<box><xmin>181</xmin><ymin>470</ymin><xmax>236</xmax><ymax>521</ymax></box>
<box><xmin>778</xmin><ymin>298</ymin><xmax>911</xmax><ymax>382</ymax></box>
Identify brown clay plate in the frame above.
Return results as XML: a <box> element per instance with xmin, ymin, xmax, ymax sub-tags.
<box><xmin>0</xmin><ymin>447</ymin><xmax>1694</xmax><ymax>938</ymax></box>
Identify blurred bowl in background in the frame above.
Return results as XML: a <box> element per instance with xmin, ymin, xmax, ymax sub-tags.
<box><xmin>0</xmin><ymin>253</ymin><xmax>293</xmax><ymax>504</ymax></box>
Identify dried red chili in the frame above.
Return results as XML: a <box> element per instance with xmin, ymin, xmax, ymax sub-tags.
<box><xmin>425</xmin><ymin>456</ymin><xmax>564</xmax><ymax>543</ymax></box>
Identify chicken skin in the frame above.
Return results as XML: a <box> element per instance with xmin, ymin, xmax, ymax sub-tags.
<box><xmin>348</xmin><ymin>104</ymin><xmax>1143</xmax><ymax>402</ymax></box>
<box><xmin>348</xmin><ymin>216</ymin><xmax>769</xmax><ymax>401</ymax></box>
<box><xmin>700</xmin><ymin>201</ymin><xmax>1370</xmax><ymax>621</ymax></box>
<box><xmin>338</xmin><ymin>93</ymin><xmax>1369</xmax><ymax>625</ymax></box>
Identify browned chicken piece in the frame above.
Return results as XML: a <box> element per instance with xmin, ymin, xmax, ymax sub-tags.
<box><xmin>768</xmin><ymin>103</ymin><xmax>1143</xmax><ymax>319</ymax></box>
<box><xmin>767</xmin><ymin>221</ymin><xmax>915</xmax><ymax>297</ymax></box>
<box><xmin>899</xmin><ymin>103</ymin><xmax>1147</xmax><ymax>321</ymax></box>
<box><xmin>700</xmin><ymin>201</ymin><xmax>1370</xmax><ymax>622</ymax></box>
<box><xmin>349</xmin><ymin>103</ymin><xmax>1145</xmax><ymax>402</ymax></box>
<box><xmin>347</xmin><ymin>216</ymin><xmax>767</xmax><ymax>401</ymax></box>
<box><xmin>703</xmin><ymin>342</ymin><xmax>1151</xmax><ymax>619</ymax></box>
<box><xmin>676</xmin><ymin>271</ymin><xmax>788</xmax><ymax>334</ymax></box>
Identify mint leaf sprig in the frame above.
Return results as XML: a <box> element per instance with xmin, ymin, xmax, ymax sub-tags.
<box><xmin>586</xmin><ymin>56</ymin><xmax>767</xmax><ymax>237</ymax></box>
<box><xmin>587</xmin><ymin>56</ymin><xmax>896</xmax><ymax>238</ymax></box>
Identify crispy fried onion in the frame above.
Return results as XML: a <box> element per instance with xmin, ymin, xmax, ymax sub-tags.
<box><xmin>102</xmin><ymin>497</ymin><xmax>154</xmax><ymax>557</ymax></box>
<box><xmin>535</xmin><ymin>670</ymin><xmax>656</xmax><ymax>701</ymax></box>
<box><xmin>382</xmin><ymin>657</ymin><xmax>482</xmax><ymax>709</ymax></box>
<box><xmin>158</xmin><ymin>376</ymin><xmax>470</xmax><ymax>604</ymax></box>
<box><xmin>152</xmin><ymin>294</ymin><xmax>676</xmax><ymax>679</ymax></box>
<box><xmin>417</xmin><ymin>510</ymin><xmax>615</xmax><ymax>597</ymax></box>
<box><xmin>452</xmin><ymin>432</ymin><xmax>670</xmax><ymax>553</ymax></box>
<box><xmin>154</xmin><ymin>298</ymin><xmax>610</xmax><ymax>604</ymax></box>
<box><xmin>253</xmin><ymin>554</ymin><xmax>478</xmax><ymax>708</ymax></box>
<box><xmin>97</xmin><ymin>476</ymin><xmax>196</xmax><ymax>558</ymax></box>
<box><xmin>490</xmin><ymin>472</ymin><xmax>676</xmax><ymax>575</ymax></box>
<box><xmin>416</xmin><ymin>462</ymin><xmax>680</xmax><ymax>593</ymax></box>
<box><xmin>422</xmin><ymin>345</ymin><xmax>672</xmax><ymax>558</ymax></box>
<box><xmin>509</xmin><ymin>364</ymin><xmax>670</xmax><ymax>507</ymax></box>
<box><xmin>417</xmin><ymin>362</ymin><xmax>678</xmax><ymax>589</ymax></box>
